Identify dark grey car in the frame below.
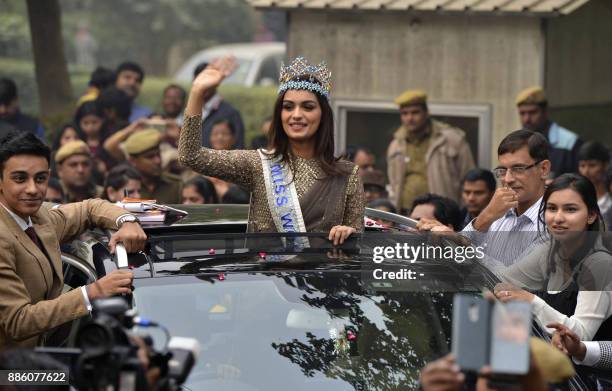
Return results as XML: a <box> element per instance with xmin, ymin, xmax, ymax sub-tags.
<box><xmin>59</xmin><ymin>205</ymin><xmax>591</xmax><ymax>391</ymax></box>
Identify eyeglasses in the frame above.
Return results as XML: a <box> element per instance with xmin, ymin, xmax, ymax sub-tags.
<box><xmin>494</xmin><ymin>160</ymin><xmax>543</xmax><ymax>179</ymax></box>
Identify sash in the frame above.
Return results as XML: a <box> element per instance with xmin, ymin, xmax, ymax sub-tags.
<box><xmin>258</xmin><ymin>149</ymin><xmax>310</xmax><ymax>257</ymax></box>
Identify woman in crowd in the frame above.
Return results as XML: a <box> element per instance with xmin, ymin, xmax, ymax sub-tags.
<box><xmin>209</xmin><ymin>118</ymin><xmax>236</xmax><ymax>151</ymax></box>
<box><xmin>75</xmin><ymin>100</ymin><xmax>109</xmax><ymax>182</ymax></box>
<box><xmin>496</xmin><ymin>173</ymin><xmax>612</xmax><ymax>341</ymax></box>
<box><xmin>205</xmin><ymin>118</ymin><xmax>239</xmax><ymax>199</ymax></box>
<box><xmin>103</xmin><ymin>164</ymin><xmax>143</xmax><ymax>202</ymax></box>
<box><xmin>178</xmin><ymin>57</ymin><xmax>364</xmax><ymax>245</ymax></box>
<box><xmin>182</xmin><ymin>176</ymin><xmax>218</xmax><ymax>205</ymax></box>
<box><xmin>75</xmin><ymin>101</ymin><xmax>106</xmax><ymax>155</ymax></box>
<box><xmin>52</xmin><ymin>123</ymin><xmax>83</xmax><ymax>151</ymax></box>
<box><xmin>50</xmin><ymin>123</ymin><xmax>84</xmax><ymax>176</ymax></box>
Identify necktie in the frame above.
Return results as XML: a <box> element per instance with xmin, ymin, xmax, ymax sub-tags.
<box><xmin>25</xmin><ymin>226</ymin><xmax>45</xmax><ymax>253</ymax></box>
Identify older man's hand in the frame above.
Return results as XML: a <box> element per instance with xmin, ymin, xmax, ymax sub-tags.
<box><xmin>109</xmin><ymin>222</ymin><xmax>147</xmax><ymax>253</ymax></box>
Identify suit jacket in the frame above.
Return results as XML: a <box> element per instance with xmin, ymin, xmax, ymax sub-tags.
<box><xmin>0</xmin><ymin>199</ymin><xmax>127</xmax><ymax>348</ymax></box>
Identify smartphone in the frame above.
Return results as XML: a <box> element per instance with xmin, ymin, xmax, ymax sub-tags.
<box><xmin>451</xmin><ymin>294</ymin><xmax>491</xmax><ymax>372</ymax></box>
<box><xmin>489</xmin><ymin>301</ymin><xmax>531</xmax><ymax>375</ymax></box>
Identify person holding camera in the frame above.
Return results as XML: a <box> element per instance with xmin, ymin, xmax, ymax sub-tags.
<box><xmin>0</xmin><ymin>131</ymin><xmax>147</xmax><ymax>349</ymax></box>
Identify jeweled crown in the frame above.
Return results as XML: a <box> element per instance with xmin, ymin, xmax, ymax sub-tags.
<box><xmin>278</xmin><ymin>57</ymin><xmax>332</xmax><ymax>98</ymax></box>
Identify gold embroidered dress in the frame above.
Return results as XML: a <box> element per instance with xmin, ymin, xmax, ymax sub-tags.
<box><xmin>178</xmin><ymin>115</ymin><xmax>364</xmax><ymax>232</ymax></box>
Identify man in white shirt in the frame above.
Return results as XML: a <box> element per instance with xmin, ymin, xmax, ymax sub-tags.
<box><xmin>462</xmin><ymin>130</ymin><xmax>551</xmax><ymax>265</ymax></box>
<box><xmin>0</xmin><ymin>131</ymin><xmax>147</xmax><ymax>348</ymax></box>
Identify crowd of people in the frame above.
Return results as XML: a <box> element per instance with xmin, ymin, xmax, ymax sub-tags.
<box><xmin>2</xmin><ymin>51</ymin><xmax>612</xmax><ymax>390</ymax></box>
<box><xmin>347</xmin><ymin>87</ymin><xmax>612</xmax><ymax>235</ymax></box>
<box><xmin>2</xmin><ymin>59</ymin><xmax>612</xmax><ymax>233</ymax></box>
<box><xmin>0</xmin><ymin>61</ymin><xmax>251</xmax><ymax>210</ymax></box>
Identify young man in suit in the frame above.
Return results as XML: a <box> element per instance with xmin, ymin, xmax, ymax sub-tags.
<box><xmin>0</xmin><ymin>131</ymin><xmax>147</xmax><ymax>349</ymax></box>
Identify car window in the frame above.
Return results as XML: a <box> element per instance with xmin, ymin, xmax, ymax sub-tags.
<box><xmin>257</xmin><ymin>57</ymin><xmax>279</xmax><ymax>85</ymax></box>
<box><xmin>218</xmin><ymin>57</ymin><xmax>251</xmax><ymax>85</ymax></box>
<box><xmin>62</xmin><ymin>256</ymin><xmax>95</xmax><ymax>292</ymax></box>
<box><xmin>133</xmin><ymin>272</ymin><xmax>454</xmax><ymax>390</ymax></box>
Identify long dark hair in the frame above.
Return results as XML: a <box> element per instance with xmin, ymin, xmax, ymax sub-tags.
<box><xmin>267</xmin><ymin>80</ymin><xmax>350</xmax><ymax>177</ymax></box>
<box><xmin>184</xmin><ymin>176</ymin><xmax>218</xmax><ymax>204</ymax></box>
<box><xmin>74</xmin><ymin>101</ymin><xmax>108</xmax><ymax>141</ymax></box>
<box><xmin>538</xmin><ymin>173</ymin><xmax>604</xmax><ymax>273</ymax></box>
<box><xmin>51</xmin><ymin>123</ymin><xmax>84</xmax><ymax>151</ymax></box>
<box><xmin>538</xmin><ymin>173</ymin><xmax>603</xmax><ymax>233</ymax></box>
<box><xmin>103</xmin><ymin>164</ymin><xmax>142</xmax><ymax>200</ymax></box>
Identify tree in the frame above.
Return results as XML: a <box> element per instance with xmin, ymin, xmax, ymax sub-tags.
<box><xmin>60</xmin><ymin>0</ymin><xmax>256</xmax><ymax>76</ymax></box>
<box><xmin>25</xmin><ymin>0</ymin><xmax>73</xmax><ymax>120</ymax></box>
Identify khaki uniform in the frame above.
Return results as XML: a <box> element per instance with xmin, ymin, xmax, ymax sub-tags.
<box><xmin>401</xmin><ymin>127</ymin><xmax>431</xmax><ymax>209</ymax></box>
<box><xmin>387</xmin><ymin>120</ymin><xmax>475</xmax><ymax>212</ymax></box>
<box><xmin>61</xmin><ymin>181</ymin><xmax>103</xmax><ymax>203</ymax></box>
<box><xmin>140</xmin><ymin>173</ymin><xmax>183</xmax><ymax>204</ymax></box>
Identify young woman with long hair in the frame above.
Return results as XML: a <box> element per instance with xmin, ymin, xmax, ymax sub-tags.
<box><xmin>496</xmin><ymin>173</ymin><xmax>612</xmax><ymax>341</ymax></box>
<box><xmin>178</xmin><ymin>57</ymin><xmax>364</xmax><ymax>244</ymax></box>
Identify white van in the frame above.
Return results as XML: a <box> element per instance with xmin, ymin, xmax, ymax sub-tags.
<box><xmin>174</xmin><ymin>42</ymin><xmax>286</xmax><ymax>87</ymax></box>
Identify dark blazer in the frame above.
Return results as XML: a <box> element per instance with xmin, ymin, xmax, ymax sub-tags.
<box><xmin>0</xmin><ymin>199</ymin><xmax>126</xmax><ymax>348</ymax></box>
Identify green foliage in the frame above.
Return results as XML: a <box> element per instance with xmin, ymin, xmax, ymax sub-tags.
<box><xmin>58</xmin><ymin>0</ymin><xmax>256</xmax><ymax>75</ymax></box>
<box><xmin>1</xmin><ymin>0</ymin><xmax>256</xmax><ymax>76</ymax></box>
<box><xmin>219</xmin><ymin>85</ymin><xmax>277</xmax><ymax>145</ymax></box>
<box><xmin>0</xmin><ymin>1</ymin><xmax>31</xmax><ymax>60</ymax></box>
<box><xmin>0</xmin><ymin>58</ymin><xmax>277</xmax><ymax>146</ymax></box>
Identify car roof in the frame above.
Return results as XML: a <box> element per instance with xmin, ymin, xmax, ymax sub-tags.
<box><xmin>174</xmin><ymin>42</ymin><xmax>286</xmax><ymax>83</ymax></box>
<box><xmin>190</xmin><ymin>42</ymin><xmax>286</xmax><ymax>58</ymax></box>
<box><xmin>161</xmin><ymin>204</ymin><xmax>248</xmax><ymax>225</ymax></box>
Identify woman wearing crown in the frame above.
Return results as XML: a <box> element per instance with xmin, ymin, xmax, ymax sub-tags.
<box><xmin>178</xmin><ymin>57</ymin><xmax>364</xmax><ymax>245</ymax></box>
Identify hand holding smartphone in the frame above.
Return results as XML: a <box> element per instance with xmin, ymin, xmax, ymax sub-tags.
<box><xmin>451</xmin><ymin>294</ymin><xmax>531</xmax><ymax>376</ymax></box>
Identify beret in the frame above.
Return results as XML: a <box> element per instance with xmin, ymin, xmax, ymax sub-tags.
<box><xmin>530</xmin><ymin>337</ymin><xmax>575</xmax><ymax>383</ymax></box>
<box><xmin>55</xmin><ymin>140</ymin><xmax>90</xmax><ymax>164</ymax></box>
<box><xmin>516</xmin><ymin>86</ymin><xmax>547</xmax><ymax>106</ymax></box>
<box><xmin>394</xmin><ymin>89</ymin><xmax>427</xmax><ymax>107</ymax></box>
<box><xmin>123</xmin><ymin>128</ymin><xmax>162</xmax><ymax>155</ymax></box>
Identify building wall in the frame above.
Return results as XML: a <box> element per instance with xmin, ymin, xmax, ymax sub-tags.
<box><xmin>287</xmin><ymin>11</ymin><xmax>545</xmax><ymax>167</ymax></box>
<box><xmin>546</xmin><ymin>0</ymin><xmax>612</xmax><ymax>144</ymax></box>
<box><xmin>546</xmin><ymin>0</ymin><xmax>612</xmax><ymax>108</ymax></box>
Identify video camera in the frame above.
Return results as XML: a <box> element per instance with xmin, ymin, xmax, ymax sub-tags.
<box><xmin>37</xmin><ymin>297</ymin><xmax>199</xmax><ymax>391</ymax></box>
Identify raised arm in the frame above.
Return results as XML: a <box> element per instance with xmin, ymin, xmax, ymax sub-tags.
<box><xmin>178</xmin><ymin>57</ymin><xmax>256</xmax><ymax>189</ymax></box>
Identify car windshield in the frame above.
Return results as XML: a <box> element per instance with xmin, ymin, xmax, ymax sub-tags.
<box><xmin>133</xmin><ymin>271</ymin><xmax>456</xmax><ymax>391</ymax></box>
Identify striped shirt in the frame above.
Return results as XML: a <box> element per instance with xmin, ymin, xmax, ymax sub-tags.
<box><xmin>462</xmin><ymin>197</ymin><xmax>545</xmax><ymax>266</ymax></box>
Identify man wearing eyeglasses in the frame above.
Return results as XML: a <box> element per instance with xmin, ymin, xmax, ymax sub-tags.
<box><xmin>461</xmin><ymin>129</ymin><xmax>551</xmax><ymax>265</ymax></box>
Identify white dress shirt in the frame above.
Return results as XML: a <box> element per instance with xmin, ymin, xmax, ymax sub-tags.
<box><xmin>573</xmin><ymin>341</ymin><xmax>602</xmax><ymax>366</ymax></box>
<box><xmin>462</xmin><ymin>197</ymin><xmax>544</xmax><ymax>266</ymax></box>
